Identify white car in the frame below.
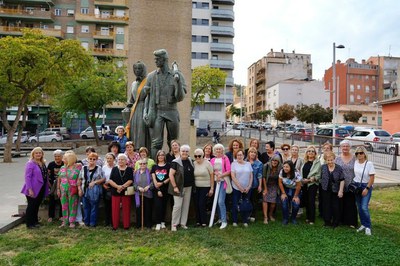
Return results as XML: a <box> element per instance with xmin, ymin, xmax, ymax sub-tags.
<box><xmin>79</xmin><ymin>125</ymin><xmax>111</xmax><ymax>139</ymax></box>
<box><xmin>29</xmin><ymin>132</ymin><xmax>63</xmax><ymax>143</ymax></box>
<box><xmin>0</xmin><ymin>131</ymin><xmax>30</xmax><ymax>144</ymax></box>
<box><xmin>345</xmin><ymin>129</ymin><xmax>393</xmax><ymax>152</ymax></box>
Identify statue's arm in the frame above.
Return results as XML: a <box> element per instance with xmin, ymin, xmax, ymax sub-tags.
<box><xmin>174</xmin><ymin>72</ymin><xmax>187</xmax><ymax>102</ymax></box>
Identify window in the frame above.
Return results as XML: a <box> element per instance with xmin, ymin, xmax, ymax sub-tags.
<box><xmin>365</xmin><ymin>97</ymin><xmax>370</xmax><ymax>104</ymax></box>
<box><xmin>192</xmin><ymin>35</ymin><xmax>196</xmax><ymax>42</ymax></box>
<box><xmin>54</xmin><ymin>9</ymin><xmax>61</xmax><ymax>16</ymax></box>
<box><xmin>350</xmin><ymin>95</ymin><xmax>354</xmax><ymax>103</ymax></box>
<box><xmin>116</xmin><ymin>27</ymin><xmax>124</xmax><ymax>34</ymax></box>
<box><xmin>54</xmin><ymin>25</ymin><xmax>61</xmax><ymax>30</ymax></box>
<box><xmin>67</xmin><ymin>26</ymin><xmax>74</xmax><ymax>33</ymax></box>
<box><xmin>201</xmin><ymin>2</ymin><xmax>209</xmax><ymax>8</ymax></box>
<box><xmin>362</xmin><ymin>117</ymin><xmax>367</xmax><ymax>123</ymax></box>
<box><xmin>192</xmin><ymin>2</ymin><xmax>197</xmax><ymax>8</ymax></box>
<box><xmin>67</xmin><ymin>9</ymin><xmax>74</xmax><ymax>16</ymax></box>
<box><xmin>372</xmin><ymin>76</ymin><xmax>376</xmax><ymax>80</ymax></box>
<box><xmin>81</xmin><ymin>42</ymin><xmax>89</xmax><ymax>50</ymax></box>
<box><xmin>192</xmin><ymin>18</ymin><xmax>197</xmax><ymax>25</ymax></box>
<box><xmin>213</xmin><ymin>38</ymin><xmax>218</xmax><ymax>43</ymax></box>
<box><xmin>201</xmin><ymin>36</ymin><xmax>209</xmax><ymax>42</ymax></box>
<box><xmin>201</xmin><ymin>53</ymin><xmax>208</xmax><ymax>59</ymax></box>
<box><xmin>357</xmin><ymin>95</ymin><xmax>361</xmax><ymax>100</ymax></box>
<box><xmin>116</xmin><ymin>10</ymin><xmax>125</xmax><ymax>17</ymax></box>
<box><xmin>366</xmin><ymin>75</ymin><xmax>369</xmax><ymax>80</ymax></box>
<box><xmin>191</xmin><ymin>52</ymin><xmax>196</xmax><ymax>59</ymax></box>
<box><xmin>372</xmin><ymin>116</ymin><xmax>375</xmax><ymax>121</ymax></box>
<box><xmin>81</xmin><ymin>25</ymin><xmax>89</xmax><ymax>33</ymax></box>
<box><xmin>350</xmin><ymin>84</ymin><xmax>354</xmax><ymax>92</ymax></box>
<box><xmin>357</xmin><ymin>85</ymin><xmax>361</xmax><ymax>90</ymax></box>
<box><xmin>212</xmin><ymin>55</ymin><xmax>218</xmax><ymax>60</ymax></box>
<box><xmin>81</xmin><ymin>8</ymin><xmax>89</xmax><ymax>14</ymax></box>
<box><xmin>365</xmin><ymin>86</ymin><xmax>370</xmax><ymax>93</ymax></box>
<box><xmin>201</xmin><ymin>19</ymin><xmax>209</xmax><ymax>25</ymax></box>
<box><xmin>116</xmin><ymin>44</ymin><xmax>124</xmax><ymax>50</ymax></box>
<box><xmin>372</xmin><ymin>85</ymin><xmax>376</xmax><ymax>91</ymax></box>
<box><xmin>273</xmin><ymin>90</ymin><xmax>276</xmax><ymax>96</ymax></box>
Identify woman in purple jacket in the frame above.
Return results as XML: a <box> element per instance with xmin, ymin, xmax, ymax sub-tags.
<box><xmin>21</xmin><ymin>147</ymin><xmax>49</xmax><ymax>229</ymax></box>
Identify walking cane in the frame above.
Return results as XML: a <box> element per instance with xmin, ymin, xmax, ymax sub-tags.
<box><xmin>209</xmin><ymin>181</ymin><xmax>221</xmax><ymax>227</ymax></box>
<box><xmin>141</xmin><ymin>192</ymin><xmax>144</xmax><ymax>231</ymax></box>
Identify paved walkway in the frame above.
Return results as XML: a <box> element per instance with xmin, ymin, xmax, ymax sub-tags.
<box><xmin>0</xmin><ymin>149</ymin><xmax>399</xmax><ymax>231</ymax></box>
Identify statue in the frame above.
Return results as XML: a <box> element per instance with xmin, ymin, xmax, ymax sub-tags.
<box><xmin>143</xmin><ymin>49</ymin><xmax>186</xmax><ymax>159</ymax></box>
<box><xmin>124</xmin><ymin>61</ymin><xmax>151</xmax><ymax>151</ymax></box>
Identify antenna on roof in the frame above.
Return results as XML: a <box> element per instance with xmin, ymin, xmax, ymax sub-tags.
<box><xmin>388</xmin><ymin>45</ymin><xmax>392</xmax><ymax>57</ymax></box>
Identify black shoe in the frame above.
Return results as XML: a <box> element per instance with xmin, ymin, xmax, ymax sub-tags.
<box><xmin>27</xmin><ymin>225</ymin><xmax>37</xmax><ymax>229</ymax></box>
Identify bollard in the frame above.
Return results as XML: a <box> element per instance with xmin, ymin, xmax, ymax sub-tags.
<box><xmin>391</xmin><ymin>143</ymin><xmax>398</xmax><ymax>170</ymax></box>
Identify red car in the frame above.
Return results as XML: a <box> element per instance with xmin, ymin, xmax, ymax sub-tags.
<box><xmin>291</xmin><ymin>128</ymin><xmax>314</xmax><ymax>141</ymax></box>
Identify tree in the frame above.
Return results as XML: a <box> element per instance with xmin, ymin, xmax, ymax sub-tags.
<box><xmin>295</xmin><ymin>103</ymin><xmax>333</xmax><ymax>142</ymax></box>
<box><xmin>274</xmin><ymin>104</ymin><xmax>295</xmax><ymax>130</ymax></box>
<box><xmin>191</xmin><ymin>65</ymin><xmax>227</xmax><ymax>114</ymax></box>
<box><xmin>343</xmin><ymin>110</ymin><xmax>362</xmax><ymax>123</ymax></box>
<box><xmin>257</xmin><ymin>109</ymin><xmax>273</xmax><ymax>121</ymax></box>
<box><xmin>55</xmin><ymin>59</ymin><xmax>126</xmax><ymax>146</ymax></box>
<box><xmin>0</xmin><ymin>29</ymin><xmax>91</xmax><ymax>162</ymax></box>
<box><xmin>229</xmin><ymin>105</ymin><xmax>245</xmax><ymax>119</ymax></box>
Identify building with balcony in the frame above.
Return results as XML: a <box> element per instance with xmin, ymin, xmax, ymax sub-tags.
<box><xmin>246</xmin><ymin>49</ymin><xmax>312</xmax><ymax>120</ymax></box>
<box><xmin>192</xmin><ymin>0</ymin><xmax>235</xmax><ymax>129</ymax></box>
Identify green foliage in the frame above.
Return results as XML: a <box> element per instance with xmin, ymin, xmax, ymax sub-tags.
<box><xmin>257</xmin><ymin>110</ymin><xmax>272</xmax><ymax>121</ymax></box>
<box><xmin>191</xmin><ymin>65</ymin><xmax>227</xmax><ymax>113</ymax></box>
<box><xmin>229</xmin><ymin>105</ymin><xmax>245</xmax><ymax>118</ymax></box>
<box><xmin>343</xmin><ymin>110</ymin><xmax>362</xmax><ymax>123</ymax></box>
<box><xmin>295</xmin><ymin>104</ymin><xmax>333</xmax><ymax>124</ymax></box>
<box><xmin>274</xmin><ymin>104</ymin><xmax>295</xmax><ymax>123</ymax></box>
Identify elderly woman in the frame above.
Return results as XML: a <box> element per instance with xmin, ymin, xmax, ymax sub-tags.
<box><xmin>166</xmin><ymin>140</ymin><xmax>180</xmax><ymax>163</ymax></box>
<box><xmin>336</xmin><ymin>140</ymin><xmax>357</xmax><ymax>227</ymax></box>
<box><xmin>244</xmin><ymin>138</ymin><xmax>262</xmax><ymax>159</ymax></box>
<box><xmin>108</xmin><ymin>153</ymin><xmax>134</xmax><ymax>230</ymax></box>
<box><xmin>21</xmin><ymin>147</ymin><xmax>49</xmax><ymax>229</ymax></box>
<box><xmin>289</xmin><ymin>145</ymin><xmax>304</xmax><ymax>171</ymax></box>
<box><xmin>203</xmin><ymin>143</ymin><xmax>214</xmax><ymax>161</ymax></box>
<box><xmin>151</xmin><ymin>150</ymin><xmax>170</xmax><ymax>230</ymax></box>
<box><xmin>320</xmin><ymin>142</ymin><xmax>333</xmax><ymax>165</ymax></box>
<box><xmin>300</xmin><ymin>145</ymin><xmax>321</xmax><ymax>225</ymax></box>
<box><xmin>279</xmin><ymin>160</ymin><xmax>302</xmax><ymax>225</ymax></box>
<box><xmin>193</xmin><ymin>148</ymin><xmax>214</xmax><ymax>227</ymax></box>
<box><xmin>102</xmin><ymin>153</ymin><xmax>115</xmax><ymax>227</ymax></box>
<box><xmin>226</xmin><ymin>138</ymin><xmax>244</xmax><ymax>163</ymax></box>
<box><xmin>231</xmin><ymin>149</ymin><xmax>253</xmax><ymax>227</ymax></box>
<box><xmin>134</xmin><ymin>158</ymin><xmax>153</xmax><ymax>229</ymax></box>
<box><xmin>210</xmin><ymin>143</ymin><xmax>231</xmax><ymax>229</ymax></box>
<box><xmin>169</xmin><ymin>145</ymin><xmax>194</xmax><ymax>231</ymax></box>
<box><xmin>280</xmin><ymin>144</ymin><xmax>291</xmax><ymax>162</ymax></box>
<box><xmin>113</xmin><ymin>125</ymin><xmax>128</xmax><ymax>153</ymax></box>
<box><xmin>353</xmin><ymin>146</ymin><xmax>375</xmax><ymax>236</ymax></box>
<box><xmin>262</xmin><ymin>154</ymin><xmax>282</xmax><ymax>224</ymax></box>
<box><xmin>246</xmin><ymin>147</ymin><xmax>263</xmax><ymax>223</ymax></box>
<box><xmin>80</xmin><ymin>152</ymin><xmax>105</xmax><ymax>227</ymax></box>
<box><xmin>81</xmin><ymin>146</ymin><xmax>103</xmax><ymax>167</ymax></box>
<box><xmin>47</xmin><ymin>149</ymin><xmax>64</xmax><ymax>222</ymax></box>
<box><xmin>320</xmin><ymin>151</ymin><xmax>344</xmax><ymax>227</ymax></box>
<box><xmin>318</xmin><ymin>142</ymin><xmax>333</xmax><ymax>218</ymax></box>
<box><xmin>135</xmin><ymin>147</ymin><xmax>155</xmax><ymax>171</ymax></box>
<box><xmin>57</xmin><ymin>151</ymin><xmax>82</xmax><ymax>228</ymax></box>
<box><xmin>124</xmin><ymin>141</ymin><xmax>140</xmax><ymax>169</ymax></box>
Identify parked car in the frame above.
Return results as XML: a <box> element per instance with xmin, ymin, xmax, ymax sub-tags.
<box><xmin>315</xmin><ymin>128</ymin><xmax>350</xmax><ymax>144</ymax></box>
<box><xmin>29</xmin><ymin>131</ymin><xmax>63</xmax><ymax>143</ymax></box>
<box><xmin>43</xmin><ymin>127</ymin><xmax>71</xmax><ymax>140</ymax></box>
<box><xmin>196</xmin><ymin>128</ymin><xmax>209</xmax><ymax>137</ymax></box>
<box><xmin>0</xmin><ymin>131</ymin><xmax>30</xmax><ymax>144</ymax></box>
<box><xmin>260</xmin><ymin>122</ymin><xmax>273</xmax><ymax>130</ymax></box>
<box><xmin>291</xmin><ymin>128</ymin><xmax>314</xmax><ymax>141</ymax></box>
<box><xmin>233</xmin><ymin>123</ymin><xmax>246</xmax><ymax>130</ymax></box>
<box><xmin>275</xmin><ymin>123</ymin><xmax>291</xmax><ymax>131</ymax></box>
<box><xmin>79</xmin><ymin>125</ymin><xmax>111</xmax><ymax>139</ymax></box>
<box><xmin>345</xmin><ymin>129</ymin><xmax>393</xmax><ymax>152</ymax></box>
<box><xmin>392</xmin><ymin>132</ymin><xmax>400</xmax><ymax>142</ymax></box>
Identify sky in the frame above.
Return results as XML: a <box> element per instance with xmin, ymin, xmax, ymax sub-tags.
<box><xmin>233</xmin><ymin>0</ymin><xmax>400</xmax><ymax>85</ymax></box>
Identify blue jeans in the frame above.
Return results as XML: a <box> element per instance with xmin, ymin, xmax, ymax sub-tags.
<box><xmin>354</xmin><ymin>183</ymin><xmax>372</xmax><ymax>228</ymax></box>
<box><xmin>231</xmin><ymin>188</ymin><xmax>252</xmax><ymax>223</ymax></box>
<box><xmin>281</xmin><ymin>188</ymin><xmax>301</xmax><ymax>224</ymax></box>
<box><xmin>217</xmin><ymin>181</ymin><xmax>227</xmax><ymax>223</ymax></box>
<box><xmin>83</xmin><ymin>196</ymin><xmax>99</xmax><ymax>226</ymax></box>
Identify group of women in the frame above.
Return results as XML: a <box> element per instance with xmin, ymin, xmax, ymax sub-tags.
<box><xmin>21</xmin><ymin>137</ymin><xmax>375</xmax><ymax>235</ymax></box>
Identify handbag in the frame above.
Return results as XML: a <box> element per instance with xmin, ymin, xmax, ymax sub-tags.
<box><xmin>125</xmin><ymin>186</ymin><xmax>135</xmax><ymax>196</ymax></box>
<box><xmin>348</xmin><ymin>160</ymin><xmax>367</xmax><ymax>195</ymax></box>
<box><xmin>237</xmin><ymin>193</ymin><xmax>253</xmax><ymax>213</ymax></box>
<box><xmin>86</xmin><ymin>184</ymin><xmax>102</xmax><ymax>201</ymax></box>
<box><xmin>224</xmin><ymin>177</ymin><xmax>233</xmax><ymax>194</ymax></box>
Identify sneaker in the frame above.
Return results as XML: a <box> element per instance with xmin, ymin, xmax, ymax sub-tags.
<box><xmin>365</xmin><ymin>228</ymin><xmax>372</xmax><ymax>236</ymax></box>
<box><xmin>291</xmin><ymin>219</ymin><xmax>298</xmax><ymax>225</ymax></box>
<box><xmin>180</xmin><ymin>225</ymin><xmax>188</xmax><ymax>230</ymax></box>
<box><xmin>220</xmin><ymin>222</ymin><xmax>227</xmax><ymax>229</ymax></box>
<box><xmin>357</xmin><ymin>225</ymin><xmax>366</xmax><ymax>232</ymax></box>
<box><xmin>298</xmin><ymin>208</ymin><xmax>303</xmax><ymax>215</ymax></box>
<box><xmin>309</xmin><ymin>222</ymin><xmax>314</xmax><ymax>225</ymax></box>
<box><xmin>243</xmin><ymin>223</ymin><xmax>248</xmax><ymax>227</ymax></box>
<box><xmin>263</xmin><ymin>217</ymin><xmax>269</xmax><ymax>224</ymax></box>
<box><xmin>232</xmin><ymin>223</ymin><xmax>238</xmax><ymax>227</ymax></box>
<box><xmin>161</xmin><ymin>222</ymin><xmax>166</xmax><ymax>229</ymax></box>
<box><xmin>249</xmin><ymin>217</ymin><xmax>255</xmax><ymax>223</ymax></box>
<box><xmin>69</xmin><ymin>223</ymin><xmax>75</xmax><ymax>229</ymax></box>
<box><xmin>155</xmin><ymin>224</ymin><xmax>161</xmax><ymax>231</ymax></box>
<box><xmin>47</xmin><ymin>218</ymin><xmax>53</xmax><ymax>223</ymax></box>
<box><xmin>269</xmin><ymin>216</ymin><xmax>276</xmax><ymax>222</ymax></box>
<box><xmin>78</xmin><ymin>221</ymin><xmax>85</xmax><ymax>226</ymax></box>
<box><xmin>282</xmin><ymin>219</ymin><xmax>288</xmax><ymax>225</ymax></box>
<box><xmin>214</xmin><ymin>219</ymin><xmax>222</xmax><ymax>225</ymax></box>
<box><xmin>171</xmin><ymin>225</ymin><xmax>177</xmax><ymax>232</ymax></box>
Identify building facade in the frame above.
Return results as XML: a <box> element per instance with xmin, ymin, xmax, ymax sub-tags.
<box><xmin>246</xmin><ymin>49</ymin><xmax>312</xmax><ymax>120</ymax></box>
<box><xmin>191</xmin><ymin>0</ymin><xmax>235</xmax><ymax>129</ymax></box>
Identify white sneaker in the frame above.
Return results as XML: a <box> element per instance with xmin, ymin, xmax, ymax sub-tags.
<box><xmin>357</xmin><ymin>225</ymin><xmax>366</xmax><ymax>232</ymax></box>
<box><xmin>220</xmin><ymin>222</ymin><xmax>227</xmax><ymax>229</ymax></box>
<box><xmin>214</xmin><ymin>219</ymin><xmax>222</xmax><ymax>225</ymax></box>
<box><xmin>160</xmin><ymin>222</ymin><xmax>166</xmax><ymax>229</ymax></box>
<box><xmin>232</xmin><ymin>223</ymin><xmax>238</xmax><ymax>227</ymax></box>
<box><xmin>243</xmin><ymin>223</ymin><xmax>248</xmax><ymax>227</ymax></box>
<box><xmin>298</xmin><ymin>208</ymin><xmax>303</xmax><ymax>215</ymax></box>
<box><xmin>171</xmin><ymin>226</ymin><xmax>177</xmax><ymax>232</ymax></box>
<box><xmin>365</xmin><ymin>228</ymin><xmax>372</xmax><ymax>236</ymax></box>
<box><xmin>249</xmin><ymin>217</ymin><xmax>255</xmax><ymax>222</ymax></box>
<box><xmin>155</xmin><ymin>224</ymin><xmax>161</xmax><ymax>231</ymax></box>
<box><xmin>180</xmin><ymin>225</ymin><xmax>188</xmax><ymax>230</ymax></box>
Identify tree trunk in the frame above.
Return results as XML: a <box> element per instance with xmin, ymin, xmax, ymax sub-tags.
<box><xmin>3</xmin><ymin>130</ymin><xmax>16</xmax><ymax>163</ymax></box>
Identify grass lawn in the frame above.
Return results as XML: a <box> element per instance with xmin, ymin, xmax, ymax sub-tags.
<box><xmin>1</xmin><ymin>186</ymin><xmax>400</xmax><ymax>266</ymax></box>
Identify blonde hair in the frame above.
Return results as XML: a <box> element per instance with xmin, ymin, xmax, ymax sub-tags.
<box><xmin>322</xmin><ymin>142</ymin><xmax>333</xmax><ymax>151</ymax></box>
<box><xmin>323</xmin><ymin>151</ymin><xmax>336</xmax><ymax>161</ymax></box>
<box><xmin>304</xmin><ymin>145</ymin><xmax>318</xmax><ymax>161</ymax></box>
<box><xmin>354</xmin><ymin>146</ymin><xmax>368</xmax><ymax>160</ymax></box>
<box><xmin>88</xmin><ymin>152</ymin><xmax>98</xmax><ymax>160</ymax></box>
<box><xmin>247</xmin><ymin>147</ymin><xmax>258</xmax><ymax>160</ymax></box>
<box><xmin>30</xmin><ymin>147</ymin><xmax>45</xmax><ymax>164</ymax></box>
<box><xmin>63</xmin><ymin>151</ymin><xmax>77</xmax><ymax>167</ymax></box>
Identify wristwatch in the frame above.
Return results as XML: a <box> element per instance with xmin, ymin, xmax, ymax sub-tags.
<box><xmin>366</xmin><ymin>187</ymin><xmax>370</xmax><ymax>190</ymax></box>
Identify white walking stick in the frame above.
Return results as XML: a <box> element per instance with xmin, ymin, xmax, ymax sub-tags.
<box><xmin>209</xmin><ymin>181</ymin><xmax>221</xmax><ymax>227</ymax></box>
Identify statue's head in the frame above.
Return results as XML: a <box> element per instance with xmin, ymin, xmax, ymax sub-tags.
<box><xmin>154</xmin><ymin>49</ymin><xmax>168</xmax><ymax>68</ymax></box>
<box><xmin>133</xmin><ymin>61</ymin><xmax>147</xmax><ymax>78</ymax></box>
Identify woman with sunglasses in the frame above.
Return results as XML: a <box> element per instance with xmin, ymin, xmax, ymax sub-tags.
<box><xmin>280</xmin><ymin>144</ymin><xmax>291</xmax><ymax>162</ymax></box>
<box><xmin>134</xmin><ymin>147</ymin><xmax>155</xmax><ymax>171</ymax></box>
<box><xmin>300</xmin><ymin>145</ymin><xmax>321</xmax><ymax>225</ymax></box>
<box><xmin>262</xmin><ymin>154</ymin><xmax>282</xmax><ymax>224</ymax></box>
<box><xmin>193</xmin><ymin>148</ymin><xmax>214</xmax><ymax>227</ymax></box>
<box><xmin>353</xmin><ymin>146</ymin><xmax>375</xmax><ymax>236</ymax></box>
<box><xmin>134</xmin><ymin>158</ymin><xmax>153</xmax><ymax>229</ymax></box>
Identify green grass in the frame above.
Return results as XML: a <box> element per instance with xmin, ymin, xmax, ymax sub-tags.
<box><xmin>1</xmin><ymin>187</ymin><xmax>400</xmax><ymax>266</ymax></box>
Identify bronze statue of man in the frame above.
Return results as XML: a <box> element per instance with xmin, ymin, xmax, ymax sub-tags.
<box><xmin>144</xmin><ymin>49</ymin><xmax>186</xmax><ymax>158</ymax></box>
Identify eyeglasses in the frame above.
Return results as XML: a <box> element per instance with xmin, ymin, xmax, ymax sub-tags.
<box><xmin>88</xmin><ymin>158</ymin><xmax>97</xmax><ymax>161</ymax></box>
<box><xmin>139</xmin><ymin>162</ymin><xmax>147</xmax><ymax>165</ymax></box>
<box><xmin>355</xmin><ymin>152</ymin><xmax>365</xmax><ymax>156</ymax></box>
<box><xmin>307</xmin><ymin>150</ymin><xmax>316</xmax><ymax>153</ymax></box>
<box><xmin>181</xmin><ymin>150</ymin><xmax>189</xmax><ymax>152</ymax></box>
<box><xmin>194</xmin><ymin>155</ymin><xmax>202</xmax><ymax>158</ymax></box>
<box><xmin>282</xmin><ymin>148</ymin><xmax>289</xmax><ymax>151</ymax></box>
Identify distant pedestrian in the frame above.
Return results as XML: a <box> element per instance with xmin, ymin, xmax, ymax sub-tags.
<box><xmin>207</xmin><ymin>124</ymin><xmax>211</xmax><ymax>132</ymax></box>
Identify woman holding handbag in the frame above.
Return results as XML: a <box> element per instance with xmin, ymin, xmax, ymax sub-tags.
<box><xmin>57</xmin><ymin>151</ymin><xmax>82</xmax><ymax>228</ymax></box>
<box><xmin>102</xmin><ymin>153</ymin><xmax>115</xmax><ymax>227</ymax></box>
<box><xmin>262</xmin><ymin>154</ymin><xmax>282</xmax><ymax>224</ymax></box>
<box><xmin>353</xmin><ymin>146</ymin><xmax>375</xmax><ymax>236</ymax></box>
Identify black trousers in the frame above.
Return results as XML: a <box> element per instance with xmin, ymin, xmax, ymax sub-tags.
<box><xmin>135</xmin><ymin>196</ymin><xmax>153</xmax><ymax>229</ymax></box>
<box><xmin>321</xmin><ymin>189</ymin><xmax>340</xmax><ymax>226</ymax></box>
<box><xmin>25</xmin><ymin>185</ymin><xmax>45</xmax><ymax>227</ymax></box>
<box><xmin>250</xmin><ymin>187</ymin><xmax>261</xmax><ymax>219</ymax></box>
<box><xmin>103</xmin><ymin>195</ymin><xmax>112</xmax><ymax>226</ymax></box>
<box><xmin>48</xmin><ymin>194</ymin><xmax>62</xmax><ymax>219</ymax></box>
<box><xmin>302</xmin><ymin>184</ymin><xmax>318</xmax><ymax>223</ymax></box>
<box><xmin>340</xmin><ymin>191</ymin><xmax>358</xmax><ymax>227</ymax></box>
<box><xmin>153</xmin><ymin>190</ymin><xmax>169</xmax><ymax>224</ymax></box>
<box><xmin>195</xmin><ymin>187</ymin><xmax>210</xmax><ymax>225</ymax></box>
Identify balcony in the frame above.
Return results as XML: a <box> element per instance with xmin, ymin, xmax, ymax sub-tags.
<box><xmin>210</xmin><ymin>42</ymin><xmax>234</xmax><ymax>53</ymax></box>
<box><xmin>225</xmin><ymin>77</ymin><xmax>234</xmax><ymax>87</ymax></box>
<box><xmin>10</xmin><ymin>0</ymin><xmax>54</xmax><ymax>5</ymax></box>
<box><xmin>210</xmin><ymin>25</ymin><xmax>234</xmax><ymax>37</ymax></box>
<box><xmin>0</xmin><ymin>8</ymin><xmax>54</xmax><ymax>22</ymax></box>
<box><xmin>256</xmin><ymin>85</ymin><xmax>265</xmax><ymax>94</ymax></box>
<box><xmin>256</xmin><ymin>73</ymin><xmax>265</xmax><ymax>85</ymax></box>
<box><xmin>93</xmin><ymin>30</ymin><xmax>115</xmax><ymax>40</ymax></box>
<box><xmin>211</xmin><ymin>9</ymin><xmax>234</xmax><ymax>21</ymax></box>
<box><xmin>256</xmin><ymin>95</ymin><xmax>265</xmax><ymax>104</ymax></box>
<box><xmin>210</xmin><ymin>59</ymin><xmax>234</xmax><ymax>70</ymax></box>
<box><xmin>0</xmin><ymin>26</ymin><xmax>63</xmax><ymax>38</ymax></box>
<box><xmin>91</xmin><ymin>47</ymin><xmax>127</xmax><ymax>58</ymax></box>
<box><xmin>256</xmin><ymin>105</ymin><xmax>265</xmax><ymax>112</ymax></box>
<box><xmin>75</xmin><ymin>13</ymin><xmax>129</xmax><ymax>25</ymax></box>
<box><xmin>94</xmin><ymin>0</ymin><xmax>128</xmax><ymax>8</ymax></box>
<box><xmin>212</xmin><ymin>0</ymin><xmax>235</xmax><ymax>5</ymax></box>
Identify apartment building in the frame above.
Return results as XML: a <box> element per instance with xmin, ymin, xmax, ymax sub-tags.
<box><xmin>246</xmin><ymin>49</ymin><xmax>312</xmax><ymax>120</ymax></box>
<box><xmin>191</xmin><ymin>0</ymin><xmax>235</xmax><ymax>129</ymax></box>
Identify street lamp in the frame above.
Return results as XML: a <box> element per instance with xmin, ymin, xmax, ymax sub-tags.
<box><xmin>332</xmin><ymin>42</ymin><xmax>345</xmax><ymax>141</ymax></box>
<box><xmin>373</xmin><ymin>101</ymin><xmax>379</xmax><ymax>128</ymax></box>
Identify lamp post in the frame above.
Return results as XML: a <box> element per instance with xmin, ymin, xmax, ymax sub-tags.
<box><xmin>332</xmin><ymin>42</ymin><xmax>345</xmax><ymax>140</ymax></box>
<box><xmin>373</xmin><ymin>101</ymin><xmax>379</xmax><ymax>128</ymax></box>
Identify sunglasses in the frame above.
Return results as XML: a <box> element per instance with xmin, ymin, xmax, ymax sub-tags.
<box><xmin>194</xmin><ymin>155</ymin><xmax>202</xmax><ymax>158</ymax></box>
<box><xmin>140</xmin><ymin>163</ymin><xmax>147</xmax><ymax>165</ymax></box>
<box><xmin>282</xmin><ymin>148</ymin><xmax>289</xmax><ymax>151</ymax></box>
<box><xmin>88</xmin><ymin>158</ymin><xmax>97</xmax><ymax>161</ymax></box>
<box><xmin>307</xmin><ymin>150</ymin><xmax>316</xmax><ymax>153</ymax></box>
<box><xmin>355</xmin><ymin>152</ymin><xmax>365</xmax><ymax>156</ymax></box>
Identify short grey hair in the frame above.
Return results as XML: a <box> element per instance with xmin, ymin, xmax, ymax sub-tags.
<box><xmin>213</xmin><ymin>143</ymin><xmax>225</xmax><ymax>153</ymax></box>
<box><xmin>117</xmin><ymin>153</ymin><xmax>128</xmax><ymax>161</ymax></box>
<box><xmin>53</xmin><ymin>149</ymin><xmax>63</xmax><ymax>156</ymax></box>
<box><xmin>194</xmin><ymin>148</ymin><xmax>204</xmax><ymax>156</ymax></box>
<box><xmin>340</xmin><ymin>139</ymin><xmax>352</xmax><ymax>147</ymax></box>
<box><xmin>180</xmin><ymin>144</ymin><xmax>190</xmax><ymax>152</ymax></box>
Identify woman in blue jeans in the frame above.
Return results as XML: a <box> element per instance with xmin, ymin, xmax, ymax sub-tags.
<box><xmin>353</xmin><ymin>146</ymin><xmax>375</xmax><ymax>236</ymax></box>
<box><xmin>278</xmin><ymin>160</ymin><xmax>302</xmax><ymax>225</ymax></box>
